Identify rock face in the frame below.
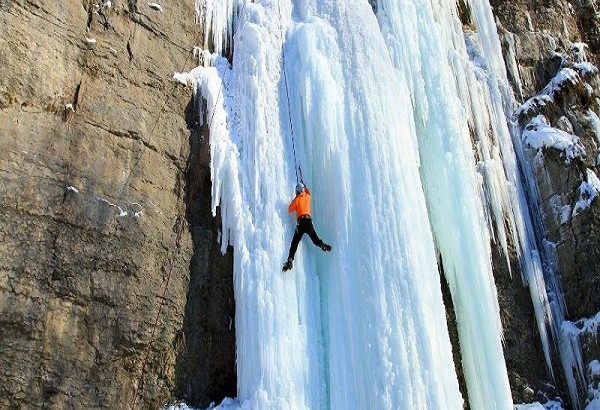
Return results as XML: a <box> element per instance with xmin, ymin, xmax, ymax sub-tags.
<box><xmin>488</xmin><ymin>0</ymin><xmax>600</xmax><ymax>406</ymax></box>
<box><xmin>0</xmin><ymin>1</ymin><xmax>234</xmax><ymax>408</ymax></box>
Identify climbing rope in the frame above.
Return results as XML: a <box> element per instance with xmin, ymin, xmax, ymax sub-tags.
<box><xmin>276</xmin><ymin>0</ymin><xmax>301</xmax><ymax>183</ymax></box>
<box><xmin>130</xmin><ymin>1</ymin><xmax>247</xmax><ymax>409</ymax></box>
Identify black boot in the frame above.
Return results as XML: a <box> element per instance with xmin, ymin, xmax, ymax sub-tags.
<box><xmin>320</xmin><ymin>243</ymin><xmax>332</xmax><ymax>252</ymax></box>
<box><xmin>282</xmin><ymin>258</ymin><xmax>293</xmax><ymax>272</ymax></box>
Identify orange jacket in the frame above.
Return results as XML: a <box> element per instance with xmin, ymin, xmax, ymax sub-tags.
<box><xmin>288</xmin><ymin>187</ymin><xmax>311</xmax><ymax>219</ymax></box>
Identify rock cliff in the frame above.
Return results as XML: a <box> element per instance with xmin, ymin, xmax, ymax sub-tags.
<box><xmin>489</xmin><ymin>0</ymin><xmax>600</xmax><ymax>407</ymax></box>
<box><xmin>0</xmin><ymin>0</ymin><xmax>234</xmax><ymax>408</ymax></box>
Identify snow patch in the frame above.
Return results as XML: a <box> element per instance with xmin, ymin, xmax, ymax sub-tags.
<box><xmin>149</xmin><ymin>201</ymin><xmax>163</xmax><ymax>215</ymax></box>
<box><xmin>173</xmin><ymin>66</ymin><xmax>212</xmax><ymax>88</ymax></box>
<box><xmin>541</xmin><ymin>68</ymin><xmax>581</xmax><ymax>98</ymax></box>
<box><xmin>570</xmin><ymin>42</ymin><xmax>588</xmax><ymax>63</ymax></box>
<box><xmin>85</xmin><ymin>38</ymin><xmax>97</xmax><ymax>44</ymax></box>
<box><xmin>516</xmin><ymin>95</ymin><xmax>554</xmax><ymax>119</ymax></box>
<box><xmin>516</xmin><ymin>67</ymin><xmax>586</xmax><ymax>121</ymax></box>
<box><xmin>590</xmin><ymin>361</ymin><xmax>600</xmax><ymax>379</ymax></box>
<box><xmin>148</xmin><ymin>2</ymin><xmax>163</xmax><ymax>12</ymax></box>
<box><xmin>67</xmin><ymin>185</ymin><xmax>79</xmax><ymax>194</ymax></box>
<box><xmin>522</xmin><ymin>115</ymin><xmax>585</xmax><ymax>164</ymax></box>
<box><xmin>514</xmin><ymin>403</ymin><xmax>548</xmax><ymax>410</ymax></box>
<box><xmin>548</xmin><ymin>195</ymin><xmax>572</xmax><ymax>226</ymax></box>
<box><xmin>167</xmin><ymin>397</ymin><xmax>242</xmax><ymax>410</ymax></box>
<box><xmin>560</xmin><ymin>205</ymin><xmax>572</xmax><ymax>225</ymax></box>
<box><xmin>573</xmin><ymin>169</ymin><xmax>600</xmax><ymax>216</ymax></box>
<box><xmin>96</xmin><ymin>197</ymin><xmax>128</xmax><ymax>217</ymax></box>
<box><xmin>587</xmin><ymin>398</ymin><xmax>600</xmax><ymax>410</ymax></box>
<box><xmin>578</xmin><ymin>312</ymin><xmax>600</xmax><ymax>334</ymax></box>
<box><xmin>574</xmin><ymin>62</ymin><xmax>598</xmax><ymax>78</ymax></box>
<box><xmin>515</xmin><ymin>400</ymin><xmax>565</xmax><ymax>410</ymax></box>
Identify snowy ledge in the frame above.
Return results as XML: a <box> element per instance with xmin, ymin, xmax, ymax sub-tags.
<box><xmin>573</xmin><ymin>169</ymin><xmax>600</xmax><ymax>217</ymax></box>
<box><xmin>521</xmin><ymin>115</ymin><xmax>585</xmax><ymax>165</ymax></box>
<box><xmin>515</xmin><ymin>62</ymin><xmax>598</xmax><ymax>123</ymax></box>
<box><xmin>173</xmin><ymin>66</ymin><xmax>211</xmax><ymax>88</ymax></box>
<box><xmin>514</xmin><ymin>400</ymin><xmax>565</xmax><ymax>410</ymax></box>
<box><xmin>574</xmin><ymin>62</ymin><xmax>599</xmax><ymax>80</ymax></box>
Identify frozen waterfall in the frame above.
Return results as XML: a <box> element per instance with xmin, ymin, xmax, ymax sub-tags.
<box><xmin>173</xmin><ymin>0</ymin><xmax>564</xmax><ymax>408</ymax></box>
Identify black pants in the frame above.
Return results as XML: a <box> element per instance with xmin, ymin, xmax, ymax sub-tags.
<box><xmin>287</xmin><ymin>218</ymin><xmax>325</xmax><ymax>261</ymax></box>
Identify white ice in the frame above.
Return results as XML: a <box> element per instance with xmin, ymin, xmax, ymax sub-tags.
<box><xmin>570</xmin><ymin>43</ymin><xmax>588</xmax><ymax>63</ymax></box>
<box><xmin>590</xmin><ymin>360</ymin><xmax>600</xmax><ymax>379</ymax></box>
<box><xmin>574</xmin><ymin>62</ymin><xmax>598</xmax><ymax>78</ymax></box>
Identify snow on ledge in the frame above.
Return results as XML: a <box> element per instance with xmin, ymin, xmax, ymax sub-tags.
<box><xmin>574</xmin><ymin>62</ymin><xmax>598</xmax><ymax>78</ymax></box>
<box><xmin>96</xmin><ymin>196</ymin><xmax>128</xmax><ymax>218</ymax></box>
<box><xmin>578</xmin><ymin>311</ymin><xmax>600</xmax><ymax>334</ymax></box>
<box><xmin>542</xmin><ymin>68</ymin><xmax>581</xmax><ymax>97</ymax></box>
<box><xmin>573</xmin><ymin>169</ymin><xmax>600</xmax><ymax>217</ymax></box>
<box><xmin>173</xmin><ymin>66</ymin><xmax>214</xmax><ymax>88</ymax></box>
<box><xmin>515</xmin><ymin>66</ymin><xmax>592</xmax><ymax>120</ymax></box>
<box><xmin>514</xmin><ymin>400</ymin><xmax>565</xmax><ymax>409</ymax></box>
<box><xmin>522</xmin><ymin>115</ymin><xmax>585</xmax><ymax>164</ymax></box>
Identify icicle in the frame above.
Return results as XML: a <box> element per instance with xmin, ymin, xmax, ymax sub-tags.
<box><xmin>465</xmin><ymin>0</ymin><xmax>574</xmax><ymax>396</ymax></box>
<box><xmin>196</xmin><ymin>0</ymin><xmax>242</xmax><ymax>55</ymax></box>
<box><xmin>376</xmin><ymin>0</ymin><xmax>514</xmax><ymax>407</ymax></box>
<box><xmin>559</xmin><ymin>321</ymin><xmax>586</xmax><ymax>409</ymax></box>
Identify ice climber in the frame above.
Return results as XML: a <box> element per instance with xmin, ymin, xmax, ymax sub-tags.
<box><xmin>282</xmin><ymin>182</ymin><xmax>332</xmax><ymax>272</ymax></box>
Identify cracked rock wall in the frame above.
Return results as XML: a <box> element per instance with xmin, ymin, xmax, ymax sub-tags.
<box><xmin>0</xmin><ymin>0</ymin><xmax>235</xmax><ymax>408</ymax></box>
<box><xmin>488</xmin><ymin>0</ymin><xmax>600</xmax><ymax>405</ymax></box>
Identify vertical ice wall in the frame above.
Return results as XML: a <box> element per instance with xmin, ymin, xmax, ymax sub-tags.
<box><xmin>376</xmin><ymin>0</ymin><xmax>593</xmax><ymax>405</ymax></box>
<box><xmin>375</xmin><ymin>0</ymin><xmax>518</xmax><ymax>408</ymax></box>
<box><xmin>190</xmin><ymin>0</ymin><xmax>467</xmax><ymax>408</ymax></box>
<box><xmin>284</xmin><ymin>3</ymin><xmax>464</xmax><ymax>408</ymax></box>
<box><xmin>179</xmin><ymin>0</ymin><xmax>579</xmax><ymax>408</ymax></box>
